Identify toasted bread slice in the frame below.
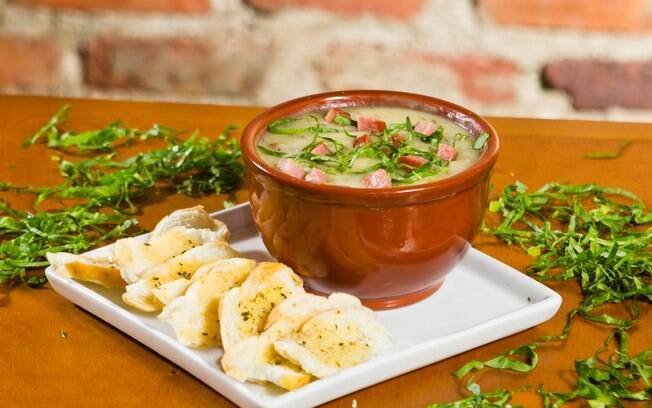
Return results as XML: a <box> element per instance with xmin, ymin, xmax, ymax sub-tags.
<box><xmin>158</xmin><ymin>258</ymin><xmax>257</xmax><ymax>348</ymax></box>
<box><xmin>47</xmin><ymin>252</ymin><xmax>123</xmax><ymax>289</ymax></box>
<box><xmin>151</xmin><ymin>206</ymin><xmax>228</xmax><ymax>241</ymax></box>
<box><xmin>219</xmin><ymin>262</ymin><xmax>304</xmax><ymax>352</ymax></box>
<box><xmin>122</xmin><ymin>241</ymin><xmax>238</xmax><ymax>312</ymax></box>
<box><xmin>274</xmin><ymin>308</ymin><xmax>392</xmax><ymax>378</ymax></box>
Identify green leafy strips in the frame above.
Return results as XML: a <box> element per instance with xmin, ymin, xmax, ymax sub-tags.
<box><xmin>259</xmin><ymin>116</ymin><xmax>456</xmax><ymax>185</ymax></box>
<box><xmin>485</xmin><ymin>182</ymin><xmax>651</xmax><ymax>327</ymax></box>
<box><xmin>473</xmin><ymin>132</ymin><xmax>490</xmax><ymax>150</ymax></box>
<box><xmin>8</xmin><ymin>126</ymin><xmax>245</xmax><ymax>209</ymax></box>
<box><xmin>1</xmin><ymin>107</ymin><xmax>244</xmax><ymax>286</ymax></box>
<box><xmin>447</xmin><ymin>182</ymin><xmax>652</xmax><ymax>406</ymax></box>
<box><xmin>583</xmin><ymin>140</ymin><xmax>632</xmax><ymax>160</ymax></box>
<box><xmin>540</xmin><ymin>330</ymin><xmax>651</xmax><ymax>407</ymax></box>
<box><xmin>21</xmin><ymin>104</ymin><xmax>178</xmax><ymax>153</ymax></box>
<box><xmin>428</xmin><ymin>386</ymin><xmax>517</xmax><ymax>408</ymax></box>
<box><xmin>22</xmin><ymin>105</ymin><xmax>71</xmax><ymax>148</ymax></box>
<box><xmin>454</xmin><ymin>344</ymin><xmax>539</xmax><ymax>378</ymax></box>
<box><xmin>333</xmin><ymin>114</ymin><xmax>352</xmax><ymax>126</ymax></box>
<box><xmin>0</xmin><ymin>202</ymin><xmax>137</xmax><ymax>286</ymax></box>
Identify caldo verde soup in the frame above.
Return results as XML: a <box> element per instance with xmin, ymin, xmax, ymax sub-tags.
<box><xmin>257</xmin><ymin>107</ymin><xmax>488</xmax><ymax>188</ymax></box>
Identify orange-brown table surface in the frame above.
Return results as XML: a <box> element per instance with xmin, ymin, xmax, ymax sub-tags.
<box><xmin>1</xmin><ymin>95</ymin><xmax>650</xmax><ymax>408</ymax></box>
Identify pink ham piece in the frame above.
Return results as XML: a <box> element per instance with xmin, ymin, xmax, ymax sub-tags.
<box><xmin>357</xmin><ymin>116</ymin><xmax>387</xmax><ymax>132</ymax></box>
<box><xmin>390</xmin><ymin>134</ymin><xmax>405</xmax><ymax>147</ymax></box>
<box><xmin>277</xmin><ymin>158</ymin><xmax>305</xmax><ymax>179</ymax></box>
<box><xmin>310</xmin><ymin>143</ymin><xmax>331</xmax><ymax>156</ymax></box>
<box><xmin>437</xmin><ymin>144</ymin><xmax>457</xmax><ymax>161</ymax></box>
<box><xmin>353</xmin><ymin>134</ymin><xmax>371</xmax><ymax>147</ymax></box>
<box><xmin>325</xmin><ymin>108</ymin><xmax>350</xmax><ymax>123</ymax></box>
<box><xmin>399</xmin><ymin>155</ymin><xmax>428</xmax><ymax>168</ymax></box>
<box><xmin>414</xmin><ymin>121</ymin><xmax>437</xmax><ymax>136</ymax></box>
<box><xmin>305</xmin><ymin>168</ymin><xmax>327</xmax><ymax>184</ymax></box>
<box><xmin>363</xmin><ymin>169</ymin><xmax>391</xmax><ymax>189</ymax></box>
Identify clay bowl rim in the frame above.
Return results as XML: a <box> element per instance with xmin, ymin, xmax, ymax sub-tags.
<box><xmin>241</xmin><ymin>90</ymin><xmax>499</xmax><ymax>204</ymax></box>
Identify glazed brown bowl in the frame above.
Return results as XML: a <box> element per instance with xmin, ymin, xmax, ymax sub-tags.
<box><xmin>241</xmin><ymin>90</ymin><xmax>499</xmax><ymax>309</ymax></box>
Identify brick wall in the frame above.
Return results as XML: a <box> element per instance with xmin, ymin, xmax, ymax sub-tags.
<box><xmin>2</xmin><ymin>0</ymin><xmax>652</xmax><ymax>121</ymax></box>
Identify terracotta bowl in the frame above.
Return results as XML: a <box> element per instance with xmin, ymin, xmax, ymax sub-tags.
<box><xmin>241</xmin><ymin>90</ymin><xmax>499</xmax><ymax>309</ymax></box>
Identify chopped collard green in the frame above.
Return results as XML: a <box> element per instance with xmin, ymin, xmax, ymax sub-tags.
<box><xmin>428</xmin><ymin>385</ymin><xmax>518</xmax><ymax>408</ymax></box>
<box><xmin>0</xmin><ymin>107</ymin><xmax>244</xmax><ymax>286</ymax></box>
<box><xmin>258</xmin><ymin>109</ymin><xmax>488</xmax><ymax>188</ymax></box>
<box><xmin>261</xmin><ymin>115</ymin><xmax>454</xmax><ymax>185</ymax></box>
<box><xmin>441</xmin><ymin>182</ymin><xmax>652</xmax><ymax>407</ymax></box>
<box><xmin>583</xmin><ymin>140</ymin><xmax>632</xmax><ymax>160</ymax></box>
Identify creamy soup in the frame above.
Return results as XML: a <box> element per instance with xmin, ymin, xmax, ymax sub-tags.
<box><xmin>257</xmin><ymin>107</ymin><xmax>487</xmax><ymax>189</ymax></box>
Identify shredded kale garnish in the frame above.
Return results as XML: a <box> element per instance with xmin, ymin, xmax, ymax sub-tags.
<box><xmin>583</xmin><ymin>140</ymin><xmax>632</xmax><ymax>160</ymax></box>
<box><xmin>0</xmin><ymin>202</ymin><xmax>137</xmax><ymax>286</ymax></box>
<box><xmin>259</xmin><ymin>115</ymin><xmax>458</xmax><ymax>184</ymax></box>
<box><xmin>1</xmin><ymin>107</ymin><xmax>244</xmax><ymax>286</ymax></box>
<box><xmin>428</xmin><ymin>384</ymin><xmax>518</xmax><ymax>408</ymax></box>
<box><xmin>454</xmin><ymin>344</ymin><xmax>539</xmax><ymax>378</ymax></box>
<box><xmin>486</xmin><ymin>182</ymin><xmax>651</xmax><ymax>327</ymax></box>
<box><xmin>6</xmin><ymin>127</ymin><xmax>244</xmax><ymax>209</ymax></box>
<box><xmin>21</xmin><ymin>104</ymin><xmax>180</xmax><ymax>153</ymax></box>
<box><xmin>473</xmin><ymin>133</ymin><xmax>490</xmax><ymax>150</ymax></box>
<box><xmin>540</xmin><ymin>330</ymin><xmax>651</xmax><ymax>407</ymax></box>
<box><xmin>266</xmin><ymin>116</ymin><xmax>340</xmax><ymax>135</ymax></box>
<box><xmin>444</xmin><ymin>182</ymin><xmax>652</xmax><ymax>407</ymax></box>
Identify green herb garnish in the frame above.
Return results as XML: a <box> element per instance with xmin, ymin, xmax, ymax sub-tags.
<box><xmin>473</xmin><ymin>132</ymin><xmax>490</xmax><ymax>150</ymax></box>
<box><xmin>334</xmin><ymin>114</ymin><xmax>352</xmax><ymax>126</ymax></box>
<box><xmin>0</xmin><ymin>201</ymin><xmax>137</xmax><ymax>286</ymax></box>
<box><xmin>443</xmin><ymin>182</ymin><xmax>652</xmax><ymax>407</ymax></box>
<box><xmin>583</xmin><ymin>140</ymin><xmax>632</xmax><ymax>160</ymax></box>
<box><xmin>258</xmin><ymin>115</ymin><xmax>455</xmax><ymax>185</ymax></box>
<box><xmin>21</xmin><ymin>104</ymin><xmax>177</xmax><ymax>153</ymax></box>
<box><xmin>267</xmin><ymin>116</ymin><xmax>340</xmax><ymax>135</ymax></box>
<box><xmin>454</xmin><ymin>343</ymin><xmax>539</xmax><ymax>378</ymax></box>
<box><xmin>540</xmin><ymin>329</ymin><xmax>651</xmax><ymax>407</ymax></box>
<box><xmin>428</xmin><ymin>384</ymin><xmax>517</xmax><ymax>408</ymax></box>
<box><xmin>7</xmin><ymin>126</ymin><xmax>244</xmax><ymax>209</ymax></box>
<box><xmin>1</xmin><ymin>106</ymin><xmax>244</xmax><ymax>286</ymax></box>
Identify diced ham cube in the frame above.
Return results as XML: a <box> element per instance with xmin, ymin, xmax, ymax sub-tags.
<box><xmin>437</xmin><ymin>144</ymin><xmax>457</xmax><ymax>161</ymax></box>
<box><xmin>414</xmin><ymin>121</ymin><xmax>437</xmax><ymax>136</ymax></box>
<box><xmin>363</xmin><ymin>169</ymin><xmax>392</xmax><ymax>189</ymax></box>
<box><xmin>325</xmin><ymin>108</ymin><xmax>350</xmax><ymax>123</ymax></box>
<box><xmin>391</xmin><ymin>134</ymin><xmax>405</xmax><ymax>147</ymax></box>
<box><xmin>357</xmin><ymin>116</ymin><xmax>387</xmax><ymax>132</ymax></box>
<box><xmin>399</xmin><ymin>155</ymin><xmax>428</xmax><ymax>167</ymax></box>
<box><xmin>277</xmin><ymin>158</ymin><xmax>305</xmax><ymax>179</ymax></box>
<box><xmin>305</xmin><ymin>168</ymin><xmax>327</xmax><ymax>184</ymax></box>
<box><xmin>353</xmin><ymin>134</ymin><xmax>371</xmax><ymax>148</ymax></box>
<box><xmin>310</xmin><ymin>143</ymin><xmax>331</xmax><ymax>156</ymax></box>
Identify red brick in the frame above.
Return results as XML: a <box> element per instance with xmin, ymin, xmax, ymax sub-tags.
<box><xmin>479</xmin><ymin>0</ymin><xmax>648</xmax><ymax>31</ymax></box>
<box><xmin>316</xmin><ymin>44</ymin><xmax>518</xmax><ymax>104</ymax></box>
<box><xmin>543</xmin><ymin>59</ymin><xmax>652</xmax><ymax>110</ymax></box>
<box><xmin>247</xmin><ymin>0</ymin><xmax>426</xmax><ymax>20</ymax></box>
<box><xmin>420</xmin><ymin>54</ymin><xmax>518</xmax><ymax>104</ymax></box>
<box><xmin>0</xmin><ymin>36</ymin><xmax>59</xmax><ymax>90</ymax></box>
<box><xmin>10</xmin><ymin>0</ymin><xmax>210</xmax><ymax>14</ymax></box>
<box><xmin>84</xmin><ymin>36</ymin><xmax>271</xmax><ymax>95</ymax></box>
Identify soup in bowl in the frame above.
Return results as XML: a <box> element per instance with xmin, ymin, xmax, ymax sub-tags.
<box><xmin>241</xmin><ymin>90</ymin><xmax>499</xmax><ymax>309</ymax></box>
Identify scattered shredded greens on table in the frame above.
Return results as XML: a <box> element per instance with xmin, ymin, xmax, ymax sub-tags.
<box><xmin>583</xmin><ymin>139</ymin><xmax>632</xmax><ymax>160</ymax></box>
<box><xmin>427</xmin><ymin>385</ymin><xmax>517</xmax><ymax>408</ymax></box>
<box><xmin>21</xmin><ymin>104</ymin><xmax>178</xmax><ymax>153</ymax></box>
<box><xmin>0</xmin><ymin>106</ymin><xmax>244</xmax><ymax>286</ymax></box>
<box><xmin>432</xmin><ymin>182</ymin><xmax>652</xmax><ymax>407</ymax></box>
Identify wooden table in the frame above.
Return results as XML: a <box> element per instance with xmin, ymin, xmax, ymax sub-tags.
<box><xmin>1</xmin><ymin>95</ymin><xmax>650</xmax><ymax>407</ymax></box>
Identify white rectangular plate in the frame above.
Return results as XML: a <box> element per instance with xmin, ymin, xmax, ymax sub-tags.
<box><xmin>46</xmin><ymin>203</ymin><xmax>561</xmax><ymax>408</ymax></box>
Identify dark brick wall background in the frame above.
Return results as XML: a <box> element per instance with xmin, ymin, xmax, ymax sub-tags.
<box><xmin>2</xmin><ymin>0</ymin><xmax>652</xmax><ymax>121</ymax></box>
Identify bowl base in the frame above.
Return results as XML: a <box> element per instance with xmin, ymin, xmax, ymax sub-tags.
<box><xmin>304</xmin><ymin>280</ymin><xmax>444</xmax><ymax>310</ymax></box>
